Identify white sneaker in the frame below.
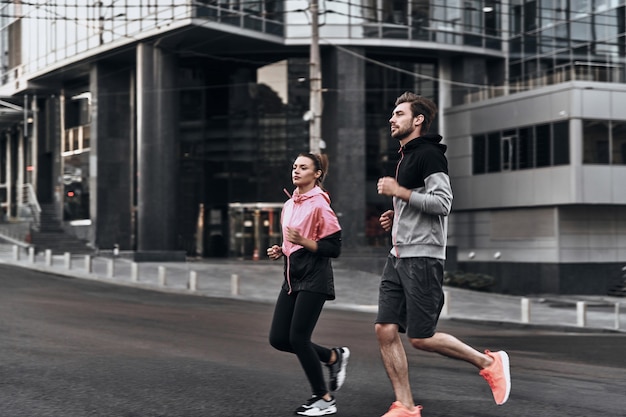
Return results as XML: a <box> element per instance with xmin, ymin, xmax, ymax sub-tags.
<box><xmin>295</xmin><ymin>396</ymin><xmax>337</xmax><ymax>416</ymax></box>
<box><xmin>326</xmin><ymin>347</ymin><xmax>350</xmax><ymax>391</ymax></box>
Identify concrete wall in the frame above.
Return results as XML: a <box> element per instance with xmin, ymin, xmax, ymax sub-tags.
<box><xmin>450</xmin><ymin>205</ymin><xmax>626</xmax><ymax>294</ymax></box>
<box><xmin>456</xmin><ymin>261</ymin><xmax>623</xmax><ymax>295</ymax></box>
<box><xmin>446</xmin><ymin>83</ymin><xmax>626</xmax><ymax>211</ymax></box>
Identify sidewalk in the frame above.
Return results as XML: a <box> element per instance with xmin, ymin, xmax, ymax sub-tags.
<box><xmin>0</xmin><ymin>243</ymin><xmax>624</xmax><ymax>333</ymax></box>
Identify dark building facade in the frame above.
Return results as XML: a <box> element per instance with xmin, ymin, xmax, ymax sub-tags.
<box><xmin>1</xmin><ymin>1</ymin><xmax>625</xmax><ymax>294</ymax></box>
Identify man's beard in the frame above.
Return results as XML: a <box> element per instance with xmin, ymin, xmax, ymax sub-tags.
<box><xmin>392</xmin><ymin>127</ymin><xmax>412</xmax><ymax>140</ymax></box>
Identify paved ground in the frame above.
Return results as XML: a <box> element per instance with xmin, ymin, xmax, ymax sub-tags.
<box><xmin>0</xmin><ymin>243</ymin><xmax>624</xmax><ymax>333</ymax></box>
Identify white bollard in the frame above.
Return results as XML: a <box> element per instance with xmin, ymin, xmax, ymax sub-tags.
<box><xmin>521</xmin><ymin>298</ymin><xmax>531</xmax><ymax>323</ymax></box>
<box><xmin>64</xmin><ymin>252</ymin><xmax>71</xmax><ymax>270</ymax></box>
<box><xmin>28</xmin><ymin>247</ymin><xmax>35</xmax><ymax>263</ymax></box>
<box><xmin>441</xmin><ymin>290</ymin><xmax>450</xmax><ymax>317</ymax></box>
<box><xmin>12</xmin><ymin>245</ymin><xmax>20</xmax><ymax>261</ymax></box>
<box><xmin>84</xmin><ymin>255</ymin><xmax>92</xmax><ymax>273</ymax></box>
<box><xmin>188</xmin><ymin>270</ymin><xmax>197</xmax><ymax>291</ymax></box>
<box><xmin>231</xmin><ymin>273</ymin><xmax>239</xmax><ymax>296</ymax></box>
<box><xmin>106</xmin><ymin>259</ymin><xmax>114</xmax><ymax>278</ymax></box>
<box><xmin>131</xmin><ymin>262</ymin><xmax>139</xmax><ymax>282</ymax></box>
<box><xmin>576</xmin><ymin>301</ymin><xmax>587</xmax><ymax>327</ymax></box>
<box><xmin>158</xmin><ymin>266</ymin><xmax>166</xmax><ymax>286</ymax></box>
<box><xmin>45</xmin><ymin>249</ymin><xmax>52</xmax><ymax>266</ymax></box>
<box><xmin>615</xmin><ymin>303</ymin><xmax>621</xmax><ymax>330</ymax></box>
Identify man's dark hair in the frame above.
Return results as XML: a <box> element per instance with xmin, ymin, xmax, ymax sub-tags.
<box><xmin>395</xmin><ymin>92</ymin><xmax>438</xmax><ymax>133</ymax></box>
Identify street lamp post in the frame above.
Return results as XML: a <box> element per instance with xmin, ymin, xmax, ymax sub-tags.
<box><xmin>309</xmin><ymin>0</ymin><xmax>322</xmax><ymax>154</ymax></box>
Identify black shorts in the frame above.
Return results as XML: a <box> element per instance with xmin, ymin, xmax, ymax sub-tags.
<box><xmin>376</xmin><ymin>254</ymin><xmax>445</xmax><ymax>338</ymax></box>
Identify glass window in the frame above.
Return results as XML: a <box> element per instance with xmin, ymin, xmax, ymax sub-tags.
<box><xmin>487</xmin><ymin>132</ymin><xmax>501</xmax><ymax>172</ymax></box>
<box><xmin>539</xmin><ymin>28</ymin><xmax>555</xmax><ymax>54</ymax></box>
<box><xmin>539</xmin><ymin>0</ymin><xmax>556</xmax><ymax>28</ymax></box>
<box><xmin>510</xmin><ymin>62</ymin><xmax>522</xmax><ymax>79</ymax></box>
<box><xmin>524</xmin><ymin>33</ymin><xmax>538</xmax><ymax>55</ymax></box>
<box><xmin>511</xmin><ymin>4</ymin><xmax>522</xmax><ymax>35</ymax></box>
<box><xmin>473</xmin><ymin>134</ymin><xmax>486</xmax><ymax>174</ymax></box>
<box><xmin>463</xmin><ymin>0</ymin><xmax>482</xmax><ymax>34</ymax></box>
<box><xmin>509</xmin><ymin>0</ymin><xmax>626</xmax><ymax>89</ymax></box>
<box><xmin>63</xmin><ymin>152</ymin><xmax>90</xmax><ymax>221</ymax></box>
<box><xmin>518</xmin><ymin>126</ymin><xmax>534</xmax><ymax>169</ymax></box>
<box><xmin>432</xmin><ymin>0</ymin><xmax>462</xmax><ymax>30</ymax></box>
<box><xmin>572</xmin><ymin>0</ymin><xmax>592</xmax><ymax>16</ymax></box>
<box><xmin>572</xmin><ymin>17</ymin><xmax>593</xmax><ymax>43</ymax></box>
<box><xmin>583</xmin><ymin>119</ymin><xmax>610</xmax><ymax>164</ymax></box>
<box><xmin>365</xmin><ymin>59</ymin><xmax>438</xmax><ymax>180</ymax></box>
<box><xmin>553</xmin><ymin>121</ymin><xmax>569</xmax><ymax>165</ymax></box>
<box><xmin>484</xmin><ymin>1</ymin><xmax>498</xmax><ymax>37</ymax></box>
<box><xmin>472</xmin><ymin>121</ymin><xmax>572</xmax><ymax>175</ymax></box>
<box><xmin>524</xmin><ymin>0</ymin><xmax>537</xmax><ymax>31</ymax></box>
<box><xmin>411</xmin><ymin>0</ymin><xmax>431</xmax><ymax>40</ymax></box>
<box><xmin>363</xmin><ymin>0</ymin><xmax>377</xmax><ymax>21</ymax></box>
<box><xmin>501</xmin><ymin>135</ymin><xmax>514</xmax><ymax>171</ymax></box>
<box><xmin>536</xmin><ymin>124</ymin><xmax>551</xmax><ymax>166</ymax></box>
<box><xmin>611</xmin><ymin>121</ymin><xmax>626</xmax><ymax>164</ymax></box>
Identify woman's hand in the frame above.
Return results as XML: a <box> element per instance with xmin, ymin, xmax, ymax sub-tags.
<box><xmin>286</xmin><ymin>227</ymin><xmax>318</xmax><ymax>253</ymax></box>
<box><xmin>286</xmin><ymin>227</ymin><xmax>304</xmax><ymax>245</ymax></box>
<box><xmin>266</xmin><ymin>244</ymin><xmax>283</xmax><ymax>260</ymax></box>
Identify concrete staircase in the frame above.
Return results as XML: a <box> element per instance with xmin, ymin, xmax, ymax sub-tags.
<box><xmin>29</xmin><ymin>204</ymin><xmax>94</xmax><ymax>255</ymax></box>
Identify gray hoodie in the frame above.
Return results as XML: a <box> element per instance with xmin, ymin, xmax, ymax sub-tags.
<box><xmin>390</xmin><ymin>134</ymin><xmax>453</xmax><ymax>260</ymax></box>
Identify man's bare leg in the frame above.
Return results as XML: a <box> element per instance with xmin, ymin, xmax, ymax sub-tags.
<box><xmin>409</xmin><ymin>332</ymin><xmax>493</xmax><ymax>369</ymax></box>
<box><xmin>376</xmin><ymin>323</ymin><xmax>417</xmax><ymax>410</ymax></box>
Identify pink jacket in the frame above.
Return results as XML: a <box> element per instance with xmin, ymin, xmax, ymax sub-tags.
<box><xmin>281</xmin><ymin>186</ymin><xmax>341</xmax><ymax>256</ymax></box>
<box><xmin>281</xmin><ymin>186</ymin><xmax>342</xmax><ymax>296</ymax></box>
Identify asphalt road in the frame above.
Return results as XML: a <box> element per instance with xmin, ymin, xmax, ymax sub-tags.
<box><xmin>1</xmin><ymin>264</ymin><xmax>624</xmax><ymax>417</ymax></box>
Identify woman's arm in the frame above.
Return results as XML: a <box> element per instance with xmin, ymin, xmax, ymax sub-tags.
<box><xmin>286</xmin><ymin>227</ymin><xmax>318</xmax><ymax>252</ymax></box>
<box><xmin>285</xmin><ymin>228</ymin><xmax>342</xmax><ymax>258</ymax></box>
<box><xmin>315</xmin><ymin>231</ymin><xmax>342</xmax><ymax>258</ymax></box>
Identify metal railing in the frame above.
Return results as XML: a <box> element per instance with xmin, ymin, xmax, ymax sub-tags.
<box><xmin>463</xmin><ymin>61</ymin><xmax>626</xmax><ymax>104</ymax></box>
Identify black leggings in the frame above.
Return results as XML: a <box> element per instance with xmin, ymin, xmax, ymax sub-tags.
<box><xmin>269</xmin><ymin>288</ymin><xmax>332</xmax><ymax>397</ymax></box>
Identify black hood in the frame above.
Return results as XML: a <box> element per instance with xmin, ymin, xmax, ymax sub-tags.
<box><xmin>402</xmin><ymin>133</ymin><xmax>447</xmax><ymax>154</ymax></box>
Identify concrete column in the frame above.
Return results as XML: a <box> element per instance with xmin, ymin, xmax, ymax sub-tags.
<box><xmin>569</xmin><ymin>118</ymin><xmax>583</xmax><ymax>201</ymax></box>
<box><xmin>136</xmin><ymin>43</ymin><xmax>179</xmax><ymax>256</ymax></box>
<box><xmin>322</xmin><ymin>46</ymin><xmax>366</xmax><ymax>248</ymax></box>
<box><xmin>17</xmin><ymin>127</ymin><xmax>25</xmax><ymax>216</ymax></box>
<box><xmin>4</xmin><ymin>132</ymin><xmax>12</xmax><ymax>217</ymax></box>
<box><xmin>438</xmin><ymin>57</ymin><xmax>453</xmax><ymax>141</ymax></box>
<box><xmin>90</xmin><ymin>62</ymin><xmax>133</xmax><ymax>250</ymax></box>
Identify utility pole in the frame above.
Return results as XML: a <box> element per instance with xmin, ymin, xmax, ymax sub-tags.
<box><xmin>309</xmin><ymin>0</ymin><xmax>322</xmax><ymax>154</ymax></box>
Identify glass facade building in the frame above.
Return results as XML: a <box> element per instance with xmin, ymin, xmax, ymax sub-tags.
<box><xmin>1</xmin><ymin>0</ymin><xmax>626</xmax><ymax>294</ymax></box>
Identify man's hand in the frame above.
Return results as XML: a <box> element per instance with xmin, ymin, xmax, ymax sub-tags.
<box><xmin>379</xmin><ymin>210</ymin><xmax>394</xmax><ymax>232</ymax></box>
<box><xmin>377</xmin><ymin>176</ymin><xmax>400</xmax><ymax>197</ymax></box>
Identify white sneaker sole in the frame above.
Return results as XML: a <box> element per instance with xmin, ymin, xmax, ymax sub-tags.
<box><xmin>296</xmin><ymin>404</ymin><xmax>337</xmax><ymax>416</ymax></box>
<box><xmin>335</xmin><ymin>347</ymin><xmax>350</xmax><ymax>391</ymax></box>
<box><xmin>497</xmin><ymin>350</ymin><xmax>511</xmax><ymax>405</ymax></box>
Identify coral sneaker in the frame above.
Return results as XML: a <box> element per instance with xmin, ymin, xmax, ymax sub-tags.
<box><xmin>479</xmin><ymin>350</ymin><xmax>511</xmax><ymax>405</ymax></box>
<box><xmin>381</xmin><ymin>401</ymin><xmax>423</xmax><ymax>417</ymax></box>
